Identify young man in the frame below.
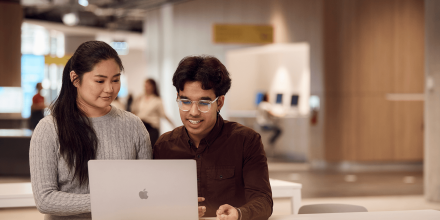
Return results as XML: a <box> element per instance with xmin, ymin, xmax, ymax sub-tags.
<box><xmin>153</xmin><ymin>55</ymin><xmax>273</xmax><ymax>220</ymax></box>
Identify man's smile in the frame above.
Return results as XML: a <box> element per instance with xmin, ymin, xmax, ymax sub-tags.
<box><xmin>189</xmin><ymin>119</ymin><xmax>203</xmax><ymax>125</ymax></box>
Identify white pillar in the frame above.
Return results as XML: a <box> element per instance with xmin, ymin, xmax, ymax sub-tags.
<box><xmin>424</xmin><ymin>0</ymin><xmax>440</xmax><ymax>202</ymax></box>
<box><xmin>160</xmin><ymin>3</ymin><xmax>179</xmax><ymax>132</ymax></box>
<box><xmin>145</xmin><ymin>3</ymin><xmax>181</xmax><ymax>133</ymax></box>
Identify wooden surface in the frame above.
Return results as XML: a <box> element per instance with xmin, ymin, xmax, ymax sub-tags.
<box><xmin>0</xmin><ymin>2</ymin><xmax>22</xmax><ymax>87</ymax></box>
<box><xmin>323</xmin><ymin>0</ymin><xmax>424</xmax><ymax>162</ymax></box>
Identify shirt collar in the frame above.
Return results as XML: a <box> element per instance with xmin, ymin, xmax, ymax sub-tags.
<box><xmin>182</xmin><ymin>114</ymin><xmax>224</xmax><ymax>147</ymax></box>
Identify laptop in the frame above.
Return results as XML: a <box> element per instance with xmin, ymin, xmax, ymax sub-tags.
<box><xmin>88</xmin><ymin>160</ymin><xmax>199</xmax><ymax>220</ymax></box>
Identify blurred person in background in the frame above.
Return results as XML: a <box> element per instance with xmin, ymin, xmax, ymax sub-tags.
<box><xmin>132</xmin><ymin>78</ymin><xmax>175</xmax><ymax>146</ymax></box>
<box><xmin>126</xmin><ymin>93</ymin><xmax>134</xmax><ymax>112</ymax></box>
<box><xmin>256</xmin><ymin>93</ymin><xmax>282</xmax><ymax>155</ymax></box>
<box><xmin>154</xmin><ymin>55</ymin><xmax>273</xmax><ymax>220</ymax></box>
<box><xmin>29</xmin><ymin>82</ymin><xmax>46</xmax><ymax>130</ymax></box>
<box><xmin>29</xmin><ymin>41</ymin><xmax>152</xmax><ymax>220</ymax></box>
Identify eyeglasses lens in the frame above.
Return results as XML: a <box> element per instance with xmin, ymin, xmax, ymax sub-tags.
<box><xmin>177</xmin><ymin>100</ymin><xmax>211</xmax><ymax>113</ymax></box>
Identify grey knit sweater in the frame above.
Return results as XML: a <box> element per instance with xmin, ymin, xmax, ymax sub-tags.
<box><xmin>29</xmin><ymin>106</ymin><xmax>152</xmax><ymax>220</ymax></box>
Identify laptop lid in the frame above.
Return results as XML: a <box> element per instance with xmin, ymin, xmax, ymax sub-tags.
<box><xmin>88</xmin><ymin>160</ymin><xmax>198</xmax><ymax>220</ymax></box>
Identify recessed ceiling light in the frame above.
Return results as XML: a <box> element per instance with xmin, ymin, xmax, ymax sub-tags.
<box><xmin>62</xmin><ymin>13</ymin><xmax>79</xmax><ymax>26</ymax></box>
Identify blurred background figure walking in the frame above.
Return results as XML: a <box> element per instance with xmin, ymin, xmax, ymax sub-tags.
<box><xmin>132</xmin><ymin>79</ymin><xmax>175</xmax><ymax>146</ymax></box>
<box><xmin>125</xmin><ymin>94</ymin><xmax>134</xmax><ymax>112</ymax></box>
<box><xmin>29</xmin><ymin>83</ymin><xmax>46</xmax><ymax>130</ymax></box>
<box><xmin>256</xmin><ymin>93</ymin><xmax>282</xmax><ymax>156</ymax></box>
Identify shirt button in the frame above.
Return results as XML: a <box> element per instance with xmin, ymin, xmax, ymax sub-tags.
<box><xmin>197</xmin><ymin>155</ymin><xmax>201</xmax><ymax>158</ymax></box>
<box><xmin>220</xmin><ymin>175</ymin><xmax>223</xmax><ymax>179</ymax></box>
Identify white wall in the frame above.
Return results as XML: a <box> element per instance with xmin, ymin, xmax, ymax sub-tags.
<box><xmin>65</xmin><ymin>35</ymin><xmax>95</xmax><ymax>55</ymax></box>
<box><xmin>227</xmin><ymin>43</ymin><xmax>310</xmax><ymax>116</ymax></box>
<box><xmin>119</xmin><ymin>49</ymin><xmax>148</xmax><ymax>98</ymax></box>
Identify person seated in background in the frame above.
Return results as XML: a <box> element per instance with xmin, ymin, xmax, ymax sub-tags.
<box><xmin>153</xmin><ymin>55</ymin><xmax>273</xmax><ymax>220</ymax></box>
<box><xmin>132</xmin><ymin>78</ymin><xmax>175</xmax><ymax>146</ymax></box>
<box><xmin>256</xmin><ymin>93</ymin><xmax>282</xmax><ymax>156</ymax></box>
<box><xmin>29</xmin><ymin>82</ymin><xmax>46</xmax><ymax>130</ymax></box>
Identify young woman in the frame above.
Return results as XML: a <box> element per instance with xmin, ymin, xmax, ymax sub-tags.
<box><xmin>131</xmin><ymin>79</ymin><xmax>175</xmax><ymax>146</ymax></box>
<box><xmin>29</xmin><ymin>41</ymin><xmax>152</xmax><ymax>219</ymax></box>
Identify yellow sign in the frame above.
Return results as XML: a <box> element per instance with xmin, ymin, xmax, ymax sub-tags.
<box><xmin>44</xmin><ymin>55</ymin><xmax>71</xmax><ymax>66</ymax></box>
<box><xmin>213</xmin><ymin>24</ymin><xmax>274</xmax><ymax>44</ymax></box>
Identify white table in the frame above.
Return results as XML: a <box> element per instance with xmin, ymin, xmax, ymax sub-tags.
<box><xmin>269</xmin><ymin>178</ymin><xmax>302</xmax><ymax>214</ymax></box>
<box><xmin>2</xmin><ymin>183</ymin><xmax>437</xmax><ymax>219</ymax></box>
<box><xmin>0</xmin><ymin>179</ymin><xmax>302</xmax><ymax>211</ymax></box>
<box><xmin>269</xmin><ymin>210</ymin><xmax>440</xmax><ymax>220</ymax></box>
<box><xmin>0</xmin><ymin>182</ymin><xmax>35</xmax><ymax>208</ymax></box>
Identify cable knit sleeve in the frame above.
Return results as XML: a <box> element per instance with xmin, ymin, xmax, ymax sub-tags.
<box><xmin>133</xmin><ymin>116</ymin><xmax>152</xmax><ymax>159</ymax></box>
<box><xmin>29</xmin><ymin>117</ymin><xmax>92</xmax><ymax>216</ymax></box>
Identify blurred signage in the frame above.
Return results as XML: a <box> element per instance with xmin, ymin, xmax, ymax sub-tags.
<box><xmin>44</xmin><ymin>55</ymin><xmax>71</xmax><ymax>65</ymax></box>
<box><xmin>213</xmin><ymin>24</ymin><xmax>273</xmax><ymax>44</ymax></box>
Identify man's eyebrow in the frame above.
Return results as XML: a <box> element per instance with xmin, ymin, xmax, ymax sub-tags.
<box><xmin>178</xmin><ymin>96</ymin><xmax>213</xmax><ymax>101</ymax></box>
<box><xmin>94</xmin><ymin>73</ymin><xmax>121</xmax><ymax>78</ymax></box>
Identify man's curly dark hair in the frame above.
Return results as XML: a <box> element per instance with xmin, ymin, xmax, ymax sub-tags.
<box><xmin>172</xmin><ymin>55</ymin><xmax>232</xmax><ymax>97</ymax></box>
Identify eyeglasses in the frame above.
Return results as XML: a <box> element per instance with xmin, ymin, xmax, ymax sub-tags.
<box><xmin>176</xmin><ymin>96</ymin><xmax>220</xmax><ymax>113</ymax></box>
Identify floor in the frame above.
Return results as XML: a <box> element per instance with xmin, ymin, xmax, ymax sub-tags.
<box><xmin>267</xmin><ymin>162</ymin><xmax>424</xmax><ymax>198</ymax></box>
<box><xmin>1</xmin><ymin>162</ymin><xmax>439</xmax><ymax>219</ymax></box>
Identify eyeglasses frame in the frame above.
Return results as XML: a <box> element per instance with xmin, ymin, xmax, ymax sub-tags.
<box><xmin>176</xmin><ymin>96</ymin><xmax>221</xmax><ymax>113</ymax></box>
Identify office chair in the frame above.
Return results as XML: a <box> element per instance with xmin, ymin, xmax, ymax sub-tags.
<box><xmin>298</xmin><ymin>203</ymin><xmax>368</xmax><ymax>214</ymax></box>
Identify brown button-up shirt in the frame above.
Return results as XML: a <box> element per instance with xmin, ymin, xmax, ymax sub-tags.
<box><xmin>153</xmin><ymin>115</ymin><xmax>273</xmax><ymax>220</ymax></box>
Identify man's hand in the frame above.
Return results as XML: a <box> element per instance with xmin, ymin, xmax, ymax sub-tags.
<box><xmin>216</xmin><ymin>204</ymin><xmax>239</xmax><ymax>220</ymax></box>
<box><xmin>198</xmin><ymin>197</ymin><xmax>206</xmax><ymax>217</ymax></box>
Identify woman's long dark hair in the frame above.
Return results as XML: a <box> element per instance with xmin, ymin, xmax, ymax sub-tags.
<box><xmin>50</xmin><ymin>41</ymin><xmax>123</xmax><ymax>186</ymax></box>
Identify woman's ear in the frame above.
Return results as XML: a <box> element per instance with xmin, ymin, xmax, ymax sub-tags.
<box><xmin>70</xmin><ymin>71</ymin><xmax>78</xmax><ymax>87</ymax></box>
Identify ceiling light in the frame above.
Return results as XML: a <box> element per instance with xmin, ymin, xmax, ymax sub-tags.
<box><xmin>62</xmin><ymin>13</ymin><xmax>79</xmax><ymax>26</ymax></box>
<box><xmin>79</xmin><ymin>0</ymin><xmax>89</xmax><ymax>7</ymax></box>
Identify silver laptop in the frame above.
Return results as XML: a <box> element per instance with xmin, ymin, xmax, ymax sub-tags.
<box><xmin>88</xmin><ymin>160</ymin><xmax>198</xmax><ymax>220</ymax></box>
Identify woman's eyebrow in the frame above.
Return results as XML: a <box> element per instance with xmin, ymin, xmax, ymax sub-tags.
<box><xmin>94</xmin><ymin>73</ymin><xmax>121</xmax><ymax>78</ymax></box>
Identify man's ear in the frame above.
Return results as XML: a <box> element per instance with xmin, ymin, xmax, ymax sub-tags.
<box><xmin>217</xmin><ymin>95</ymin><xmax>225</xmax><ymax>112</ymax></box>
<box><xmin>70</xmin><ymin>71</ymin><xmax>78</xmax><ymax>87</ymax></box>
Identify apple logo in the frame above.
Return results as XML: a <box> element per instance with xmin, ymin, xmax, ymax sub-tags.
<box><xmin>139</xmin><ymin>189</ymin><xmax>148</xmax><ymax>199</ymax></box>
